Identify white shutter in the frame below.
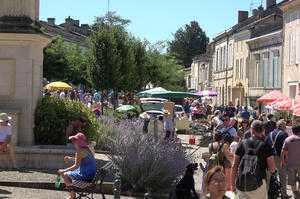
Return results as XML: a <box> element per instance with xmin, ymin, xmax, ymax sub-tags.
<box><xmin>296</xmin><ymin>30</ymin><xmax>299</xmax><ymax>64</ymax></box>
<box><xmin>289</xmin><ymin>33</ymin><xmax>292</xmax><ymax>66</ymax></box>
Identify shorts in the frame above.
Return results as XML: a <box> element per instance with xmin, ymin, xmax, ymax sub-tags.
<box><xmin>0</xmin><ymin>142</ymin><xmax>7</xmax><ymax>152</ymax></box>
<box><xmin>65</xmin><ymin>171</ymin><xmax>75</xmax><ymax>180</ymax></box>
<box><xmin>287</xmin><ymin>166</ymin><xmax>300</xmax><ymax>186</ymax></box>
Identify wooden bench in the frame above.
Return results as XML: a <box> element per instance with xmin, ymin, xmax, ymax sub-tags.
<box><xmin>66</xmin><ymin>167</ymin><xmax>108</xmax><ymax>199</ymax></box>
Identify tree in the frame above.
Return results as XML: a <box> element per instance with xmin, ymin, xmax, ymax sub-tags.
<box><xmin>86</xmin><ymin>24</ymin><xmax>137</xmax><ymax>110</ymax></box>
<box><xmin>93</xmin><ymin>11</ymin><xmax>131</xmax><ymax>28</ymax></box>
<box><xmin>43</xmin><ymin>35</ymin><xmax>87</xmax><ymax>85</ymax></box>
<box><xmin>168</xmin><ymin>21</ymin><xmax>209</xmax><ymax>68</ymax></box>
<box><xmin>147</xmin><ymin>45</ymin><xmax>185</xmax><ymax>91</ymax></box>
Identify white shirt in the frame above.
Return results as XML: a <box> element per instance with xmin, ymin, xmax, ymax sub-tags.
<box><xmin>0</xmin><ymin>123</ymin><xmax>12</xmax><ymax>142</ymax></box>
<box><xmin>60</xmin><ymin>92</ymin><xmax>66</xmax><ymax>99</ymax></box>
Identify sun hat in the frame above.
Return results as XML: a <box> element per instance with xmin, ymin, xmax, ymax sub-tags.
<box><xmin>202</xmin><ymin>152</ymin><xmax>211</xmax><ymax>159</ymax></box>
<box><xmin>163</xmin><ymin>110</ymin><xmax>170</xmax><ymax>115</ymax></box>
<box><xmin>69</xmin><ymin>132</ymin><xmax>88</xmax><ymax>148</ymax></box>
<box><xmin>0</xmin><ymin>113</ymin><xmax>11</xmax><ymax>122</ymax></box>
<box><xmin>139</xmin><ymin>112</ymin><xmax>150</xmax><ymax>119</ymax></box>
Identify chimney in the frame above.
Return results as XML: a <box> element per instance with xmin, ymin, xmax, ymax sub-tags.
<box><xmin>65</xmin><ymin>16</ymin><xmax>73</xmax><ymax>31</ymax></box>
<box><xmin>47</xmin><ymin>18</ymin><xmax>55</xmax><ymax>26</ymax></box>
<box><xmin>266</xmin><ymin>0</ymin><xmax>276</xmax><ymax>9</ymax></box>
<box><xmin>74</xmin><ymin>20</ymin><xmax>80</xmax><ymax>27</ymax></box>
<box><xmin>238</xmin><ymin>11</ymin><xmax>249</xmax><ymax>23</ymax></box>
<box><xmin>81</xmin><ymin>24</ymin><xmax>89</xmax><ymax>35</ymax></box>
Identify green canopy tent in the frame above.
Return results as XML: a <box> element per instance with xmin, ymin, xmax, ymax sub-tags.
<box><xmin>117</xmin><ymin>105</ymin><xmax>136</xmax><ymax>112</ymax></box>
<box><xmin>138</xmin><ymin>91</ymin><xmax>201</xmax><ymax>99</ymax></box>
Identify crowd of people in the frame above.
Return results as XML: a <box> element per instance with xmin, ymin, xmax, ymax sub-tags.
<box><xmin>188</xmin><ymin>101</ymin><xmax>300</xmax><ymax>199</ymax></box>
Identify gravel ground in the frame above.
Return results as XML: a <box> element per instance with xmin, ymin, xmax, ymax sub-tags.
<box><xmin>0</xmin><ymin>186</ymin><xmax>142</xmax><ymax>199</ymax></box>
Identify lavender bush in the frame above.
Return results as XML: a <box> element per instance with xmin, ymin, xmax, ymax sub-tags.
<box><xmin>96</xmin><ymin>116</ymin><xmax>120</xmax><ymax>150</ymax></box>
<box><xmin>108</xmin><ymin>119</ymin><xmax>192</xmax><ymax>192</ymax></box>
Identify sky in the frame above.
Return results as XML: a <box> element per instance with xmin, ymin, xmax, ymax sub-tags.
<box><xmin>40</xmin><ymin>0</ymin><xmax>273</xmax><ymax>44</ymax></box>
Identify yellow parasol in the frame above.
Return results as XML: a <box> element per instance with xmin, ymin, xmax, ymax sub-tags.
<box><xmin>45</xmin><ymin>81</ymin><xmax>72</xmax><ymax>90</ymax></box>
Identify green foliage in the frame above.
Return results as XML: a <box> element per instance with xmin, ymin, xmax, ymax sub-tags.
<box><xmin>34</xmin><ymin>95</ymin><xmax>99</xmax><ymax>145</ymax></box>
<box><xmin>168</xmin><ymin>21</ymin><xmax>209</xmax><ymax>68</ymax></box>
<box><xmin>93</xmin><ymin>11</ymin><xmax>131</xmax><ymax>28</ymax></box>
<box><xmin>43</xmin><ymin>35</ymin><xmax>88</xmax><ymax>85</ymax></box>
<box><xmin>147</xmin><ymin>47</ymin><xmax>185</xmax><ymax>91</ymax></box>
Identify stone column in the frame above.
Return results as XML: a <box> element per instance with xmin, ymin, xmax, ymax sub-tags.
<box><xmin>0</xmin><ymin>0</ymin><xmax>51</xmax><ymax>146</ymax></box>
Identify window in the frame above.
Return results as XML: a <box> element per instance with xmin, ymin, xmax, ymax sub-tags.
<box><xmin>223</xmin><ymin>46</ymin><xmax>226</xmax><ymax>69</ymax></box>
<box><xmin>241</xmin><ymin>41</ymin><xmax>243</xmax><ymax>52</ymax></box>
<box><xmin>289</xmin><ymin>85</ymin><xmax>297</xmax><ymax>99</ymax></box>
<box><xmin>220</xmin><ymin>48</ymin><xmax>223</xmax><ymax>70</ymax></box>
<box><xmin>228</xmin><ymin>44</ymin><xmax>232</xmax><ymax>68</ymax></box>
<box><xmin>216</xmin><ymin>49</ymin><xmax>219</xmax><ymax>71</ymax></box>
<box><xmin>288</xmin><ymin>33</ymin><xmax>292</xmax><ymax>66</ymax></box>
<box><xmin>296</xmin><ymin>30</ymin><xmax>299</xmax><ymax>64</ymax></box>
<box><xmin>256</xmin><ymin>62</ymin><xmax>260</xmax><ymax>87</ymax></box>
<box><xmin>263</xmin><ymin>53</ymin><xmax>269</xmax><ymax>87</ymax></box>
<box><xmin>240</xmin><ymin>58</ymin><xmax>243</xmax><ymax>79</ymax></box>
<box><xmin>235</xmin><ymin>59</ymin><xmax>239</xmax><ymax>80</ymax></box>
<box><xmin>273</xmin><ymin>53</ymin><xmax>278</xmax><ymax>87</ymax></box>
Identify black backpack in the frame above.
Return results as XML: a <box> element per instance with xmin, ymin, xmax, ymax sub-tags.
<box><xmin>207</xmin><ymin>143</ymin><xmax>225</xmax><ymax>170</ymax></box>
<box><xmin>236</xmin><ymin>137</ymin><xmax>265</xmax><ymax>192</ymax></box>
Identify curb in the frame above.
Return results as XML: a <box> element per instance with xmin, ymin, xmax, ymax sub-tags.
<box><xmin>0</xmin><ymin>181</ymin><xmax>169</xmax><ymax>199</ymax></box>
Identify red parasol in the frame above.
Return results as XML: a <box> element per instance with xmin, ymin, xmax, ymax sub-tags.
<box><xmin>257</xmin><ymin>90</ymin><xmax>288</xmax><ymax>103</ymax></box>
<box><xmin>294</xmin><ymin>107</ymin><xmax>300</xmax><ymax>116</ymax></box>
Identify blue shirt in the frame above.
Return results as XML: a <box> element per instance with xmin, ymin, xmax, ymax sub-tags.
<box><xmin>220</xmin><ymin>126</ymin><xmax>237</xmax><ymax>137</ymax></box>
<box><xmin>184</xmin><ymin>104</ymin><xmax>191</xmax><ymax>113</ymax></box>
<box><xmin>266</xmin><ymin>129</ymin><xmax>288</xmax><ymax>156</ymax></box>
<box><xmin>94</xmin><ymin>93</ymin><xmax>101</xmax><ymax>103</ymax></box>
<box><xmin>164</xmin><ymin>117</ymin><xmax>174</xmax><ymax>132</ymax></box>
<box><xmin>241</xmin><ymin>110</ymin><xmax>250</xmax><ymax>120</ymax></box>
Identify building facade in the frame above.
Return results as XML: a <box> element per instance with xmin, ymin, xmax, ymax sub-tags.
<box><xmin>247</xmin><ymin>11</ymin><xmax>283</xmax><ymax>107</ymax></box>
<box><xmin>190</xmin><ymin>43</ymin><xmax>214</xmax><ymax>91</ymax></box>
<box><xmin>212</xmin><ymin>29</ymin><xmax>234</xmax><ymax>105</ymax></box>
<box><xmin>280</xmin><ymin>0</ymin><xmax>300</xmax><ymax>99</ymax></box>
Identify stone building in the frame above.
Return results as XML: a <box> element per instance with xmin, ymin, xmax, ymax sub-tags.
<box><xmin>279</xmin><ymin>0</ymin><xmax>300</xmax><ymax>99</ymax></box>
<box><xmin>190</xmin><ymin>43</ymin><xmax>215</xmax><ymax>91</ymax></box>
<box><xmin>0</xmin><ymin>0</ymin><xmax>51</xmax><ymax>146</ymax></box>
<box><xmin>212</xmin><ymin>28</ymin><xmax>234</xmax><ymax>105</ymax></box>
<box><xmin>232</xmin><ymin>11</ymin><xmax>252</xmax><ymax>107</ymax></box>
<box><xmin>40</xmin><ymin>16</ymin><xmax>91</xmax><ymax>43</ymax></box>
<box><xmin>247</xmin><ymin>5</ymin><xmax>283</xmax><ymax>107</ymax></box>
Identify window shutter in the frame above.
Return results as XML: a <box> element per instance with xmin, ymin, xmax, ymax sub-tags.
<box><xmin>296</xmin><ymin>30</ymin><xmax>299</xmax><ymax>64</ymax></box>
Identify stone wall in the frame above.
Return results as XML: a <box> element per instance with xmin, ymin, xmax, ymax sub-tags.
<box><xmin>0</xmin><ymin>0</ymin><xmax>39</xmax><ymax>20</ymax></box>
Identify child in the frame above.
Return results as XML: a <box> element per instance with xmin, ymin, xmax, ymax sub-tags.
<box><xmin>200</xmin><ymin>152</ymin><xmax>211</xmax><ymax>193</ymax></box>
<box><xmin>0</xmin><ymin>113</ymin><xmax>19</xmax><ymax>170</ymax></box>
<box><xmin>58</xmin><ymin>132</ymin><xmax>98</xmax><ymax>199</ymax></box>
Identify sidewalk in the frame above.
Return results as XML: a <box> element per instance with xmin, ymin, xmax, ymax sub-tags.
<box><xmin>0</xmin><ymin>186</ymin><xmax>142</xmax><ymax>199</ymax></box>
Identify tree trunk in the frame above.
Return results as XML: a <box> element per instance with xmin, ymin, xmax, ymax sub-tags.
<box><xmin>101</xmin><ymin>90</ymin><xmax>104</xmax><ymax>115</ymax></box>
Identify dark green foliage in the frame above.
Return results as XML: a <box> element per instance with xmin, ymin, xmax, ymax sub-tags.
<box><xmin>168</xmin><ymin>21</ymin><xmax>209</xmax><ymax>68</ymax></box>
<box><xmin>34</xmin><ymin>95</ymin><xmax>99</xmax><ymax>145</ymax></box>
<box><xmin>43</xmin><ymin>35</ymin><xmax>88</xmax><ymax>85</ymax></box>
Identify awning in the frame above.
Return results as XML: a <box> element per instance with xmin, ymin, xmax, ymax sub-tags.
<box><xmin>138</xmin><ymin>91</ymin><xmax>201</xmax><ymax>99</ymax></box>
<box><xmin>257</xmin><ymin>90</ymin><xmax>288</xmax><ymax>102</ymax></box>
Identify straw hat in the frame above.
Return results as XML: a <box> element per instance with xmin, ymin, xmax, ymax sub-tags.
<box><xmin>139</xmin><ymin>112</ymin><xmax>150</xmax><ymax>119</ymax></box>
<box><xmin>163</xmin><ymin>110</ymin><xmax>170</xmax><ymax>115</ymax></box>
<box><xmin>0</xmin><ymin>113</ymin><xmax>11</xmax><ymax>122</ymax></box>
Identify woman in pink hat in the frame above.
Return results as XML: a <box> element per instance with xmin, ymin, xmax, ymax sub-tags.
<box><xmin>58</xmin><ymin>132</ymin><xmax>98</xmax><ymax>199</ymax></box>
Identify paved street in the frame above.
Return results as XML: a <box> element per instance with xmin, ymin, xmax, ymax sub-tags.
<box><xmin>0</xmin><ymin>186</ymin><xmax>142</xmax><ymax>199</ymax></box>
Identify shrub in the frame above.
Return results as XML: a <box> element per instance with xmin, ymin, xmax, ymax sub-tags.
<box><xmin>108</xmin><ymin>119</ymin><xmax>191</xmax><ymax>192</ymax></box>
<box><xmin>34</xmin><ymin>95</ymin><xmax>99</xmax><ymax>145</ymax></box>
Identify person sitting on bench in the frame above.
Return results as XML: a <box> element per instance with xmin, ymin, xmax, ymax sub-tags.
<box><xmin>58</xmin><ymin>132</ymin><xmax>98</xmax><ymax>199</ymax></box>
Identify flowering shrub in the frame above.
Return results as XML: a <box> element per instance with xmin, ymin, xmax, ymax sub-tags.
<box><xmin>108</xmin><ymin>119</ymin><xmax>191</xmax><ymax>192</ymax></box>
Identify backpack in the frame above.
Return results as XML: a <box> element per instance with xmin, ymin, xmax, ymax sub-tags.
<box><xmin>270</xmin><ymin>130</ymin><xmax>281</xmax><ymax>156</ymax></box>
<box><xmin>207</xmin><ymin>143</ymin><xmax>225</xmax><ymax>170</ymax></box>
<box><xmin>236</xmin><ymin>137</ymin><xmax>265</xmax><ymax>192</ymax></box>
